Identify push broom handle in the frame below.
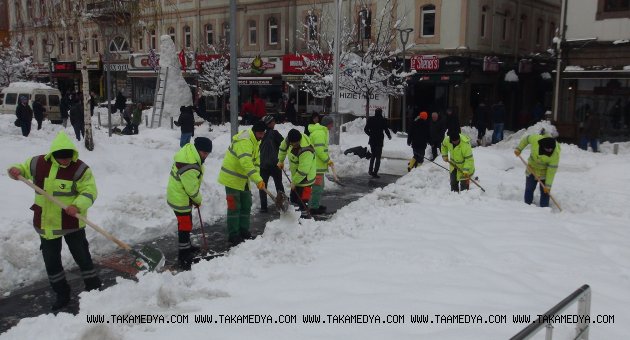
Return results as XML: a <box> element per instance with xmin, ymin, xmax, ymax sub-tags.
<box><xmin>18</xmin><ymin>175</ymin><xmax>133</xmax><ymax>251</ymax></box>
<box><xmin>516</xmin><ymin>155</ymin><xmax>562</xmax><ymax>211</ymax></box>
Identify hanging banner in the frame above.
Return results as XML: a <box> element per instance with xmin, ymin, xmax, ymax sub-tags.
<box><xmin>338</xmin><ymin>91</ymin><xmax>389</xmax><ymax>117</ymax></box>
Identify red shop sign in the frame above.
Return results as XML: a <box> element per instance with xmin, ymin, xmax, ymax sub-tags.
<box><xmin>410</xmin><ymin>55</ymin><xmax>440</xmax><ymax>71</ymax></box>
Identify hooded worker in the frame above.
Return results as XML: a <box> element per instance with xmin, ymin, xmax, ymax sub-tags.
<box><xmin>441</xmin><ymin>131</ymin><xmax>475</xmax><ymax>192</ymax></box>
<box><xmin>514</xmin><ymin>132</ymin><xmax>560</xmax><ymax>208</ymax></box>
<box><xmin>277</xmin><ymin>128</ymin><xmax>316</xmax><ymax>218</ymax></box>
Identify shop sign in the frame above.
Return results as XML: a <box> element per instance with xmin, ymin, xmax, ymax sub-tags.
<box><xmin>75</xmin><ymin>60</ymin><xmax>100</xmax><ymax>70</ymax></box>
<box><xmin>338</xmin><ymin>91</ymin><xmax>390</xmax><ymax>117</ymax></box>
<box><xmin>239</xmin><ymin>56</ymin><xmax>281</xmax><ymax>75</ymax></box>
<box><xmin>282</xmin><ymin>54</ymin><xmax>332</xmax><ymax>74</ymax></box>
<box><xmin>411</xmin><ymin>55</ymin><xmax>440</xmax><ymax>71</ymax></box>
<box><xmin>54</xmin><ymin>62</ymin><xmax>76</xmax><ymax>72</ymax></box>
<box><xmin>129</xmin><ymin>52</ymin><xmax>161</xmax><ymax>70</ymax></box>
<box><xmin>33</xmin><ymin>63</ymin><xmax>50</xmax><ymax>74</ymax></box>
<box><xmin>238</xmin><ymin>77</ymin><xmax>273</xmax><ymax>85</ymax></box>
<box><xmin>483</xmin><ymin>56</ymin><xmax>500</xmax><ymax>72</ymax></box>
<box><xmin>104</xmin><ymin>63</ymin><xmax>129</xmax><ymax>72</ymax></box>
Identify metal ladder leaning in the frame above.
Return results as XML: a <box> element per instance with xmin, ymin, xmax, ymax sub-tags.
<box><xmin>150</xmin><ymin>67</ymin><xmax>169</xmax><ymax>128</ymax></box>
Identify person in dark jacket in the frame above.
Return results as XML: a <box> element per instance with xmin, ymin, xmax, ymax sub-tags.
<box><xmin>115</xmin><ymin>91</ymin><xmax>126</xmax><ymax>115</ymax></box>
<box><xmin>473</xmin><ymin>102</ymin><xmax>490</xmax><ymax>146</ymax></box>
<box><xmin>364</xmin><ymin>108</ymin><xmax>391</xmax><ymax>178</ymax></box>
<box><xmin>258</xmin><ymin>115</ymin><xmax>286</xmax><ymax>213</ymax></box>
<box><xmin>16</xmin><ymin>96</ymin><xmax>33</xmax><ymax>137</ymax></box>
<box><xmin>304</xmin><ymin>112</ymin><xmax>320</xmax><ymax>136</ymax></box>
<box><xmin>60</xmin><ymin>93</ymin><xmax>70</xmax><ymax>127</ymax></box>
<box><xmin>131</xmin><ymin>103</ymin><xmax>142</xmax><ymax>135</ymax></box>
<box><xmin>445</xmin><ymin>107</ymin><xmax>460</xmax><ymax>135</ymax></box>
<box><xmin>89</xmin><ymin>91</ymin><xmax>96</xmax><ymax>117</ymax></box>
<box><xmin>285</xmin><ymin>97</ymin><xmax>297</xmax><ymax>124</ymax></box>
<box><xmin>579</xmin><ymin>112</ymin><xmax>600</xmax><ymax>152</ymax></box>
<box><xmin>174</xmin><ymin>106</ymin><xmax>196</xmax><ymax>147</ymax></box>
<box><xmin>33</xmin><ymin>98</ymin><xmax>46</xmax><ymax>130</ymax></box>
<box><xmin>491</xmin><ymin>101</ymin><xmax>506</xmax><ymax>144</ymax></box>
<box><xmin>69</xmin><ymin>100</ymin><xmax>85</xmax><ymax>141</ymax></box>
<box><xmin>429</xmin><ymin>112</ymin><xmax>446</xmax><ymax>160</ymax></box>
<box><xmin>407</xmin><ymin>111</ymin><xmax>431</xmax><ymax>171</ymax></box>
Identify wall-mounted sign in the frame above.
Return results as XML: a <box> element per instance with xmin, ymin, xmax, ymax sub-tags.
<box><xmin>338</xmin><ymin>91</ymin><xmax>390</xmax><ymax>117</ymax></box>
<box><xmin>238</xmin><ymin>77</ymin><xmax>273</xmax><ymax>85</ymax></box>
<box><xmin>104</xmin><ymin>63</ymin><xmax>129</xmax><ymax>72</ymax></box>
<box><xmin>282</xmin><ymin>53</ymin><xmax>332</xmax><ymax>74</ymax></box>
<box><xmin>75</xmin><ymin>60</ymin><xmax>100</xmax><ymax>70</ymax></box>
<box><xmin>129</xmin><ymin>53</ymin><xmax>161</xmax><ymax>70</ymax></box>
<box><xmin>54</xmin><ymin>62</ymin><xmax>76</xmax><ymax>72</ymax></box>
<box><xmin>238</xmin><ymin>56</ymin><xmax>281</xmax><ymax>75</ymax></box>
<box><xmin>411</xmin><ymin>55</ymin><xmax>440</xmax><ymax>71</ymax></box>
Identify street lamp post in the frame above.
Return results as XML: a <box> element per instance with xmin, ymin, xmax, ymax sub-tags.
<box><xmin>44</xmin><ymin>42</ymin><xmax>55</xmax><ymax>86</ymax></box>
<box><xmin>397</xmin><ymin>28</ymin><xmax>413</xmax><ymax>133</ymax></box>
<box><xmin>101</xmin><ymin>26</ymin><xmax>115</xmax><ymax>137</ymax></box>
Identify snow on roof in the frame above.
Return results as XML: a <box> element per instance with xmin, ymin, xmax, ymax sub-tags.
<box><xmin>565</xmin><ymin>65</ymin><xmax>585</xmax><ymax>71</ymax></box>
<box><xmin>613</xmin><ymin>39</ymin><xmax>629</xmax><ymax>45</ymax></box>
<box><xmin>6</xmin><ymin>82</ymin><xmax>56</xmax><ymax>90</ymax></box>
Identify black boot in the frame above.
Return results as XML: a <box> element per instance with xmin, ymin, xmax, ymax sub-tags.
<box><xmin>84</xmin><ymin>277</ymin><xmax>102</xmax><ymax>292</ymax></box>
<box><xmin>51</xmin><ymin>280</ymin><xmax>71</xmax><ymax>311</ymax></box>
<box><xmin>240</xmin><ymin>230</ymin><xmax>252</xmax><ymax>240</ymax></box>
<box><xmin>228</xmin><ymin>234</ymin><xmax>243</xmax><ymax>246</ymax></box>
<box><xmin>178</xmin><ymin>248</ymin><xmax>193</xmax><ymax>271</ymax></box>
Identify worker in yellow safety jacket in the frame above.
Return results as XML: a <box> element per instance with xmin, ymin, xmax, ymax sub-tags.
<box><xmin>441</xmin><ymin>132</ymin><xmax>475</xmax><ymax>192</ymax></box>
<box><xmin>278</xmin><ymin>128</ymin><xmax>316</xmax><ymax>218</ymax></box>
<box><xmin>307</xmin><ymin>115</ymin><xmax>334</xmax><ymax>215</ymax></box>
<box><xmin>514</xmin><ymin>132</ymin><xmax>560</xmax><ymax>208</ymax></box>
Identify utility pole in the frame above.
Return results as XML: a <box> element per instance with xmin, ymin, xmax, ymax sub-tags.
<box><xmin>552</xmin><ymin>0</ymin><xmax>568</xmax><ymax>122</ymax></box>
<box><xmin>78</xmin><ymin>14</ymin><xmax>94</xmax><ymax>151</ymax></box>
<box><xmin>330</xmin><ymin>0</ymin><xmax>342</xmax><ymax>145</ymax></box>
<box><xmin>229</xmin><ymin>0</ymin><xmax>238</xmax><ymax>137</ymax></box>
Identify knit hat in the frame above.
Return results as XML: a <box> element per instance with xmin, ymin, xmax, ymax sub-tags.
<box><xmin>448</xmin><ymin>132</ymin><xmax>460</xmax><ymax>143</ymax></box>
<box><xmin>320</xmin><ymin>115</ymin><xmax>333</xmax><ymax>127</ymax></box>
<box><xmin>418</xmin><ymin>111</ymin><xmax>428</xmax><ymax>120</ymax></box>
<box><xmin>194</xmin><ymin>137</ymin><xmax>212</xmax><ymax>153</ymax></box>
<box><xmin>538</xmin><ymin>137</ymin><xmax>556</xmax><ymax>155</ymax></box>
<box><xmin>52</xmin><ymin>149</ymin><xmax>74</xmax><ymax>159</ymax></box>
<box><xmin>262</xmin><ymin>114</ymin><xmax>275</xmax><ymax>125</ymax></box>
<box><xmin>287</xmin><ymin>129</ymin><xmax>301</xmax><ymax>143</ymax></box>
<box><xmin>252</xmin><ymin>120</ymin><xmax>267</xmax><ymax>132</ymax></box>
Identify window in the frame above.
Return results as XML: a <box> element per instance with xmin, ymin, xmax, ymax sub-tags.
<box><xmin>535</xmin><ymin>19</ymin><xmax>543</xmax><ymax>45</ymax></box>
<box><xmin>604</xmin><ymin>0</ymin><xmax>630</xmax><ymax>11</ymax></box>
<box><xmin>184</xmin><ymin>26</ymin><xmax>191</xmax><ymax>48</ymax></box>
<box><xmin>306</xmin><ymin>14</ymin><xmax>318</xmax><ymax>41</ymax></box>
<box><xmin>59</xmin><ymin>37</ymin><xmax>65</xmax><ymax>55</ymax></box>
<box><xmin>150</xmin><ymin>29</ymin><xmax>156</xmax><ymax>49</ymax></box>
<box><xmin>549</xmin><ymin>22</ymin><xmax>556</xmax><ymax>46</ymax></box>
<box><xmin>501</xmin><ymin>12</ymin><xmax>510</xmax><ymax>41</ymax></box>
<box><xmin>205</xmin><ymin>24</ymin><xmax>214</xmax><ymax>45</ymax></box>
<box><xmin>248</xmin><ymin>20</ymin><xmax>257</xmax><ymax>45</ymax></box>
<box><xmin>92</xmin><ymin>34</ymin><xmax>99</xmax><ymax>54</ymax></box>
<box><xmin>35</xmin><ymin>94</ymin><xmax>47</xmax><ymax>105</ymax></box>
<box><xmin>358</xmin><ymin>9</ymin><xmax>371</xmax><ymax>40</ymax></box>
<box><xmin>15</xmin><ymin>1</ymin><xmax>22</xmax><ymax>24</ymax></box>
<box><xmin>40</xmin><ymin>0</ymin><xmax>46</xmax><ymax>17</ymax></box>
<box><xmin>26</xmin><ymin>0</ymin><xmax>33</xmax><ymax>18</ymax></box>
<box><xmin>421</xmin><ymin>5</ymin><xmax>436</xmax><ymax>37</ymax></box>
<box><xmin>109</xmin><ymin>36</ymin><xmax>129</xmax><ymax>53</ymax></box>
<box><xmin>481</xmin><ymin>6</ymin><xmax>488</xmax><ymax>38</ymax></box>
<box><xmin>168</xmin><ymin>27</ymin><xmax>175</xmax><ymax>43</ymax></box>
<box><xmin>28</xmin><ymin>38</ymin><xmax>34</xmax><ymax>53</ymax></box>
<box><xmin>223</xmin><ymin>22</ymin><xmax>230</xmax><ymax>44</ymax></box>
<box><xmin>5</xmin><ymin>93</ymin><xmax>17</xmax><ymax>105</ymax></box>
<box><xmin>518</xmin><ymin>15</ymin><xmax>527</xmax><ymax>40</ymax></box>
<box><xmin>49</xmin><ymin>95</ymin><xmax>59</xmax><ymax>107</ymax></box>
<box><xmin>268</xmin><ymin>17</ymin><xmax>278</xmax><ymax>45</ymax></box>
<box><xmin>138</xmin><ymin>36</ymin><xmax>144</xmax><ymax>51</ymax></box>
<box><xmin>68</xmin><ymin>36</ymin><xmax>74</xmax><ymax>54</ymax></box>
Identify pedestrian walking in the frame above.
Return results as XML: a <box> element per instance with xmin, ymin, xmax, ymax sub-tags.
<box><xmin>258</xmin><ymin>115</ymin><xmax>285</xmax><ymax>213</ymax></box>
<box><xmin>429</xmin><ymin>111</ymin><xmax>446</xmax><ymax>161</ymax></box>
<box><xmin>491</xmin><ymin>101</ymin><xmax>506</xmax><ymax>144</ymax></box>
<box><xmin>15</xmin><ymin>96</ymin><xmax>33</xmax><ymax>137</ymax></box>
<box><xmin>407</xmin><ymin>111</ymin><xmax>430</xmax><ymax>171</ymax></box>
<box><xmin>33</xmin><ymin>97</ymin><xmax>46</xmax><ymax>130</ymax></box>
<box><xmin>364</xmin><ymin>108</ymin><xmax>392</xmax><ymax>178</ymax></box>
<box><xmin>174</xmin><ymin>106</ymin><xmax>195</xmax><ymax>147</ymax></box>
<box><xmin>69</xmin><ymin>100</ymin><xmax>85</xmax><ymax>141</ymax></box>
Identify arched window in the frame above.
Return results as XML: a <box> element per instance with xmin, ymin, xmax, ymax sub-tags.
<box><xmin>68</xmin><ymin>36</ymin><xmax>74</xmax><ymax>54</ymax></box>
<box><xmin>109</xmin><ymin>36</ymin><xmax>129</xmax><ymax>53</ymax></box>
<box><xmin>223</xmin><ymin>22</ymin><xmax>230</xmax><ymax>44</ymax></box>
<box><xmin>92</xmin><ymin>34</ymin><xmax>99</xmax><ymax>54</ymax></box>
<box><xmin>168</xmin><ymin>27</ymin><xmax>175</xmax><ymax>43</ymax></box>
<box><xmin>535</xmin><ymin>19</ymin><xmax>543</xmax><ymax>45</ymax></box>
<box><xmin>306</xmin><ymin>14</ymin><xmax>318</xmax><ymax>41</ymax></box>
<box><xmin>183</xmin><ymin>25</ymin><xmax>191</xmax><ymax>48</ymax></box>
<box><xmin>150</xmin><ymin>29</ymin><xmax>156</xmax><ymax>49</ymax></box>
<box><xmin>205</xmin><ymin>24</ymin><xmax>214</xmax><ymax>45</ymax></box>
<box><xmin>248</xmin><ymin>20</ymin><xmax>257</xmax><ymax>45</ymax></box>
<box><xmin>501</xmin><ymin>11</ymin><xmax>511</xmax><ymax>41</ymax></box>
<box><xmin>358</xmin><ymin>8</ymin><xmax>371</xmax><ymax>40</ymax></box>
<box><xmin>480</xmin><ymin>6</ymin><xmax>488</xmax><ymax>38</ymax></box>
<box><xmin>421</xmin><ymin>5</ymin><xmax>436</xmax><ymax>37</ymax></box>
<box><xmin>268</xmin><ymin>17</ymin><xmax>278</xmax><ymax>45</ymax></box>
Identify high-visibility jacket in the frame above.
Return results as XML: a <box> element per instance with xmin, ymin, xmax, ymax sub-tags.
<box><xmin>278</xmin><ymin>133</ymin><xmax>316</xmax><ymax>186</ymax></box>
<box><xmin>308</xmin><ymin>123</ymin><xmax>330</xmax><ymax>174</ymax></box>
<box><xmin>167</xmin><ymin>143</ymin><xmax>205</xmax><ymax>213</ymax></box>
<box><xmin>11</xmin><ymin>131</ymin><xmax>97</xmax><ymax>240</ymax></box>
<box><xmin>516</xmin><ymin>134</ymin><xmax>561</xmax><ymax>187</ymax></box>
<box><xmin>217</xmin><ymin>129</ymin><xmax>263</xmax><ymax>191</ymax></box>
<box><xmin>441</xmin><ymin>133</ymin><xmax>475</xmax><ymax>181</ymax></box>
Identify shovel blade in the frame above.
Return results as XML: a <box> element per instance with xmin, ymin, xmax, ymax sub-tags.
<box><xmin>132</xmin><ymin>245</ymin><xmax>165</xmax><ymax>271</ymax></box>
<box><xmin>275</xmin><ymin>191</ymin><xmax>290</xmax><ymax>212</ymax></box>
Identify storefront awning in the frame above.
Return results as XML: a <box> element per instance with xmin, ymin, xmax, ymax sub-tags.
<box><xmin>127</xmin><ymin>70</ymin><xmax>159</xmax><ymax>78</ymax></box>
<box><xmin>560</xmin><ymin>69</ymin><xmax>630</xmax><ymax>79</ymax></box>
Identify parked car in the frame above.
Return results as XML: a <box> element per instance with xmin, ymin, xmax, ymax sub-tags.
<box><xmin>0</xmin><ymin>82</ymin><xmax>62</xmax><ymax>123</ymax></box>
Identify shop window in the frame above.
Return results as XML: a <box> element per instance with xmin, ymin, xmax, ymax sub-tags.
<box><xmin>358</xmin><ymin>8</ymin><xmax>371</xmax><ymax>40</ymax></box>
<box><xmin>205</xmin><ymin>24</ymin><xmax>214</xmax><ymax>45</ymax></box>
<box><xmin>268</xmin><ymin>17</ymin><xmax>278</xmax><ymax>45</ymax></box>
<box><xmin>168</xmin><ymin>27</ymin><xmax>175</xmax><ymax>43</ymax></box>
<box><xmin>184</xmin><ymin>25</ymin><xmax>191</xmax><ymax>48</ymax></box>
<box><xmin>421</xmin><ymin>5</ymin><xmax>435</xmax><ymax>37</ymax></box>
<box><xmin>248</xmin><ymin>20</ymin><xmax>257</xmax><ymax>45</ymax></box>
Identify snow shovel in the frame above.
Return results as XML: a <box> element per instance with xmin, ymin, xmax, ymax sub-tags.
<box><xmin>262</xmin><ymin>187</ymin><xmax>289</xmax><ymax>212</ymax></box>
<box><xmin>18</xmin><ymin>176</ymin><xmax>165</xmax><ymax>271</ymax></box>
<box><xmin>444</xmin><ymin>160</ymin><xmax>486</xmax><ymax>192</ymax></box>
<box><xmin>281</xmin><ymin>168</ymin><xmax>313</xmax><ymax>219</ymax></box>
<box><xmin>327</xmin><ymin>164</ymin><xmax>345</xmax><ymax>186</ymax></box>
<box><xmin>516</xmin><ymin>154</ymin><xmax>562</xmax><ymax>211</ymax></box>
<box><xmin>195</xmin><ymin>206</ymin><xmax>209</xmax><ymax>254</ymax></box>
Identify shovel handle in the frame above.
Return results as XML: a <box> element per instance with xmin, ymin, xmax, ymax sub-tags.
<box><xmin>516</xmin><ymin>155</ymin><xmax>562</xmax><ymax>211</ymax></box>
<box><xmin>18</xmin><ymin>175</ymin><xmax>133</xmax><ymax>251</ymax></box>
<box><xmin>446</xmin><ymin>160</ymin><xmax>486</xmax><ymax>192</ymax></box>
<box><xmin>330</xmin><ymin>164</ymin><xmax>341</xmax><ymax>182</ymax></box>
<box><xmin>262</xmin><ymin>187</ymin><xmax>276</xmax><ymax>200</ymax></box>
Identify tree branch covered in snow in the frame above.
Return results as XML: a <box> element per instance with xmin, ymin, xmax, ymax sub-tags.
<box><xmin>0</xmin><ymin>43</ymin><xmax>36</xmax><ymax>88</ymax></box>
<box><xmin>199</xmin><ymin>42</ymin><xmax>230</xmax><ymax>97</ymax></box>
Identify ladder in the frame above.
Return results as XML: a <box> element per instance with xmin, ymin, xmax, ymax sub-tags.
<box><xmin>150</xmin><ymin>67</ymin><xmax>169</xmax><ymax>128</ymax></box>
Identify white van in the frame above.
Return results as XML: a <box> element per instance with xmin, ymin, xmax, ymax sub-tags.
<box><xmin>0</xmin><ymin>82</ymin><xmax>62</xmax><ymax>123</ymax></box>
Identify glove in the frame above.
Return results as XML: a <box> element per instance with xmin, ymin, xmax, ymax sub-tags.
<box><xmin>257</xmin><ymin>181</ymin><xmax>265</xmax><ymax>190</ymax></box>
<box><xmin>290</xmin><ymin>183</ymin><xmax>296</xmax><ymax>190</ymax></box>
<box><xmin>514</xmin><ymin>149</ymin><xmax>521</xmax><ymax>157</ymax></box>
<box><xmin>192</xmin><ymin>201</ymin><xmax>200</xmax><ymax>208</ymax></box>
<box><xmin>462</xmin><ymin>171</ymin><xmax>470</xmax><ymax>179</ymax></box>
<box><xmin>327</xmin><ymin>160</ymin><xmax>334</xmax><ymax>167</ymax></box>
<box><xmin>277</xmin><ymin>162</ymin><xmax>284</xmax><ymax>170</ymax></box>
<box><xmin>543</xmin><ymin>186</ymin><xmax>551</xmax><ymax>194</ymax></box>
<box><xmin>442</xmin><ymin>156</ymin><xmax>449</xmax><ymax>163</ymax></box>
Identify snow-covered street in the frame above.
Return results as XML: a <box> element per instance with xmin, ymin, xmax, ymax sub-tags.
<box><xmin>0</xmin><ymin>114</ymin><xmax>629</xmax><ymax>339</ymax></box>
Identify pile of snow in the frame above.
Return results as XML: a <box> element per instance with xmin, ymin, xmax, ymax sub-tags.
<box><xmin>5</xmin><ymin>82</ymin><xmax>56</xmax><ymax>90</ymax></box>
<box><xmin>159</xmin><ymin>35</ymin><xmax>193</xmax><ymax>120</ymax></box>
<box><xmin>1</xmin><ymin>115</ymin><xmax>629</xmax><ymax>339</ymax></box>
<box><xmin>504</xmin><ymin>70</ymin><xmax>519</xmax><ymax>82</ymax></box>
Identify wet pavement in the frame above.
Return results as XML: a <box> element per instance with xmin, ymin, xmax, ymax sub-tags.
<box><xmin>0</xmin><ymin>172</ymin><xmax>401</xmax><ymax>334</ymax></box>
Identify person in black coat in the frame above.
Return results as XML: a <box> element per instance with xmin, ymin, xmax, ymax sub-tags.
<box><xmin>445</xmin><ymin>107</ymin><xmax>460</xmax><ymax>135</ymax></box>
<box><xmin>174</xmin><ymin>106</ymin><xmax>196</xmax><ymax>147</ymax></box>
<box><xmin>15</xmin><ymin>96</ymin><xmax>33</xmax><ymax>137</ymax></box>
<box><xmin>60</xmin><ymin>93</ymin><xmax>70</xmax><ymax>127</ymax></box>
<box><xmin>429</xmin><ymin>112</ymin><xmax>446</xmax><ymax>160</ymax></box>
<box><xmin>407</xmin><ymin>111</ymin><xmax>430</xmax><ymax>171</ymax></box>
<box><xmin>473</xmin><ymin>102</ymin><xmax>490</xmax><ymax>146</ymax></box>
<box><xmin>69</xmin><ymin>100</ymin><xmax>85</xmax><ymax>141</ymax></box>
<box><xmin>258</xmin><ymin>115</ymin><xmax>286</xmax><ymax>212</ymax></box>
<box><xmin>491</xmin><ymin>101</ymin><xmax>506</xmax><ymax>144</ymax></box>
<box><xmin>33</xmin><ymin>98</ymin><xmax>46</xmax><ymax>130</ymax></box>
<box><xmin>115</xmin><ymin>91</ymin><xmax>126</xmax><ymax>115</ymax></box>
<box><xmin>285</xmin><ymin>97</ymin><xmax>297</xmax><ymax>124</ymax></box>
<box><xmin>364</xmin><ymin>108</ymin><xmax>391</xmax><ymax>178</ymax></box>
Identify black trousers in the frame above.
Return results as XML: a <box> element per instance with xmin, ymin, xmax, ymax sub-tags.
<box><xmin>40</xmin><ymin>229</ymin><xmax>98</xmax><ymax>291</ymax></box>
<box><xmin>258</xmin><ymin>166</ymin><xmax>285</xmax><ymax>209</ymax></box>
<box><xmin>369</xmin><ymin>143</ymin><xmax>383</xmax><ymax>174</ymax></box>
<box><xmin>20</xmin><ymin>122</ymin><xmax>31</xmax><ymax>137</ymax></box>
<box><xmin>430</xmin><ymin>141</ymin><xmax>441</xmax><ymax>160</ymax></box>
<box><xmin>450</xmin><ymin>169</ymin><xmax>470</xmax><ymax>192</ymax></box>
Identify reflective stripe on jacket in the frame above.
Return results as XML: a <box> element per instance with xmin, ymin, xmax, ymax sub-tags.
<box><xmin>441</xmin><ymin>133</ymin><xmax>475</xmax><ymax>181</ymax></box>
<box><xmin>217</xmin><ymin>129</ymin><xmax>263</xmax><ymax>191</ymax></box>
<box><xmin>167</xmin><ymin>143</ymin><xmax>205</xmax><ymax>213</ymax></box>
<box><xmin>278</xmin><ymin>133</ymin><xmax>316</xmax><ymax>186</ymax></box>
<box><xmin>308</xmin><ymin>123</ymin><xmax>330</xmax><ymax>174</ymax></box>
<box><xmin>11</xmin><ymin>131</ymin><xmax>97</xmax><ymax>240</ymax></box>
<box><xmin>516</xmin><ymin>134</ymin><xmax>560</xmax><ymax>187</ymax></box>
